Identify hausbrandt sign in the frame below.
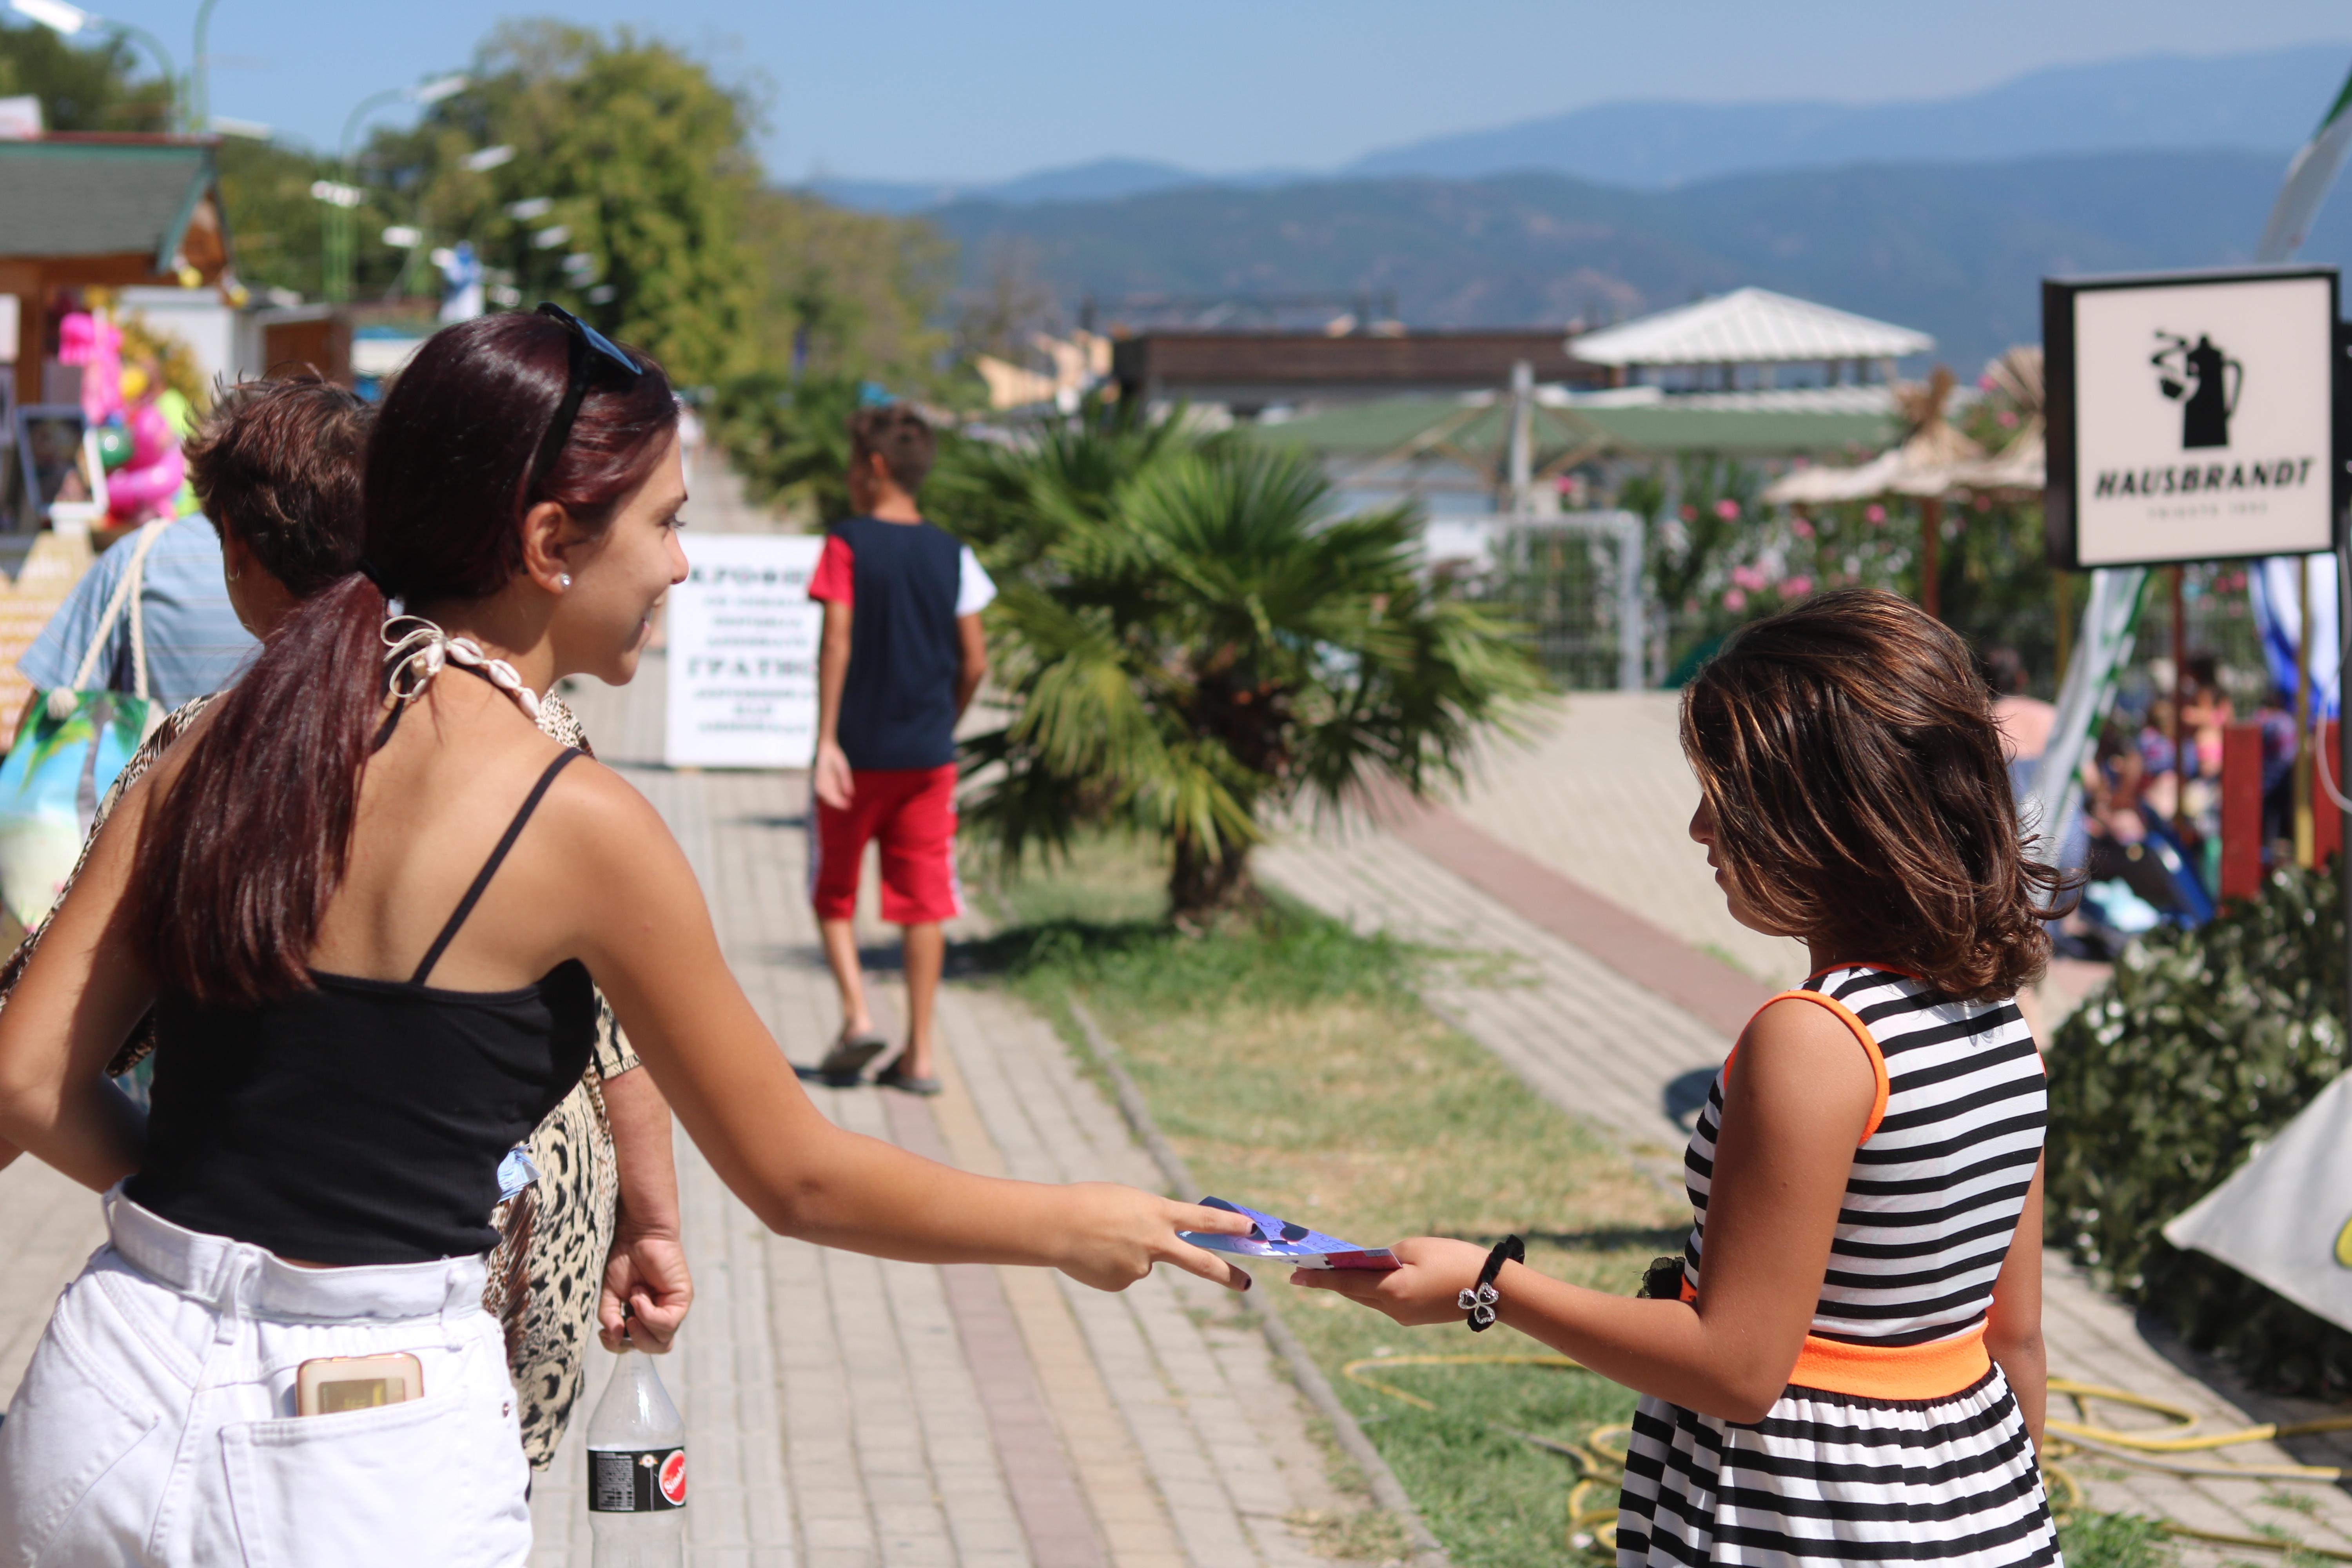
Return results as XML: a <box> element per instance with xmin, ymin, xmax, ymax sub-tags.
<box><xmin>2045</xmin><ymin>265</ymin><xmax>2347</xmax><ymax>570</ymax></box>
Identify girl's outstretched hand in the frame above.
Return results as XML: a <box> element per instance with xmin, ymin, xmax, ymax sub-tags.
<box><xmin>1289</xmin><ymin>1236</ymin><xmax>1491</xmax><ymax>1325</ymax></box>
<box><xmin>1053</xmin><ymin>1184</ymin><xmax>1259</xmax><ymax>1293</ymax></box>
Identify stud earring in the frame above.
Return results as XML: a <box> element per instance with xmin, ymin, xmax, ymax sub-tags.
<box><xmin>557</xmin><ymin>573</ymin><xmax>573</xmax><ymax>590</ymax></box>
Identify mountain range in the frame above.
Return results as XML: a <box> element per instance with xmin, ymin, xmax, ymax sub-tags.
<box><xmin>801</xmin><ymin>43</ymin><xmax>2352</xmax><ymax>379</ymax></box>
<box><xmin>916</xmin><ymin>149</ymin><xmax>2352</xmax><ymax>376</ymax></box>
<box><xmin>809</xmin><ymin>43</ymin><xmax>2352</xmax><ymax>211</ymax></box>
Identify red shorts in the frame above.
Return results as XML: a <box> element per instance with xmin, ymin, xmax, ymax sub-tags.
<box><xmin>808</xmin><ymin>764</ymin><xmax>964</xmax><ymax>925</ymax></box>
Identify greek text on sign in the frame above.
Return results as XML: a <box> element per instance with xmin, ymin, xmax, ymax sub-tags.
<box><xmin>2045</xmin><ymin>267</ymin><xmax>2341</xmax><ymax>570</ymax></box>
<box><xmin>664</xmin><ymin>533</ymin><xmax>823</xmax><ymax>768</ymax></box>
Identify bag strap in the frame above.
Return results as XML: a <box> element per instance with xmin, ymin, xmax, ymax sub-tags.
<box><xmin>66</xmin><ymin>522</ymin><xmax>165</xmax><ymax>698</ymax></box>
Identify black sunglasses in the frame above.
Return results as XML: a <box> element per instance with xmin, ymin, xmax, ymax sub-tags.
<box><xmin>530</xmin><ymin>302</ymin><xmax>642</xmax><ymax>489</ymax></box>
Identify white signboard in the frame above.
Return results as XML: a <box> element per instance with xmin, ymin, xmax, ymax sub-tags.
<box><xmin>2045</xmin><ymin>266</ymin><xmax>2342</xmax><ymax>569</ymax></box>
<box><xmin>664</xmin><ymin>533</ymin><xmax>825</xmax><ymax>769</ymax></box>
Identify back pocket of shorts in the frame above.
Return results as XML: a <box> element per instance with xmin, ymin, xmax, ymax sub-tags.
<box><xmin>221</xmin><ymin>1388</ymin><xmax>518</xmax><ymax>1568</ymax></box>
<box><xmin>0</xmin><ymin>1313</ymin><xmax>162</xmax><ymax>1566</ymax></box>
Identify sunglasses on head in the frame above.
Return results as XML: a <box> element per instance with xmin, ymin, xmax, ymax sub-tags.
<box><xmin>529</xmin><ymin>302</ymin><xmax>642</xmax><ymax>489</ymax></box>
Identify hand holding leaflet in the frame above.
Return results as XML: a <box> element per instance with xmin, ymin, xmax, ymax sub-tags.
<box><xmin>1177</xmin><ymin>1197</ymin><xmax>1399</xmax><ymax>1270</ymax></box>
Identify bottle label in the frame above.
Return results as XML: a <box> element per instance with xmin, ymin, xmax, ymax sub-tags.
<box><xmin>588</xmin><ymin>1446</ymin><xmax>687</xmax><ymax>1511</ymax></box>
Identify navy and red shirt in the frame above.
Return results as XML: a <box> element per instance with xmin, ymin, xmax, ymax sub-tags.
<box><xmin>808</xmin><ymin>516</ymin><xmax>996</xmax><ymax>772</ymax></box>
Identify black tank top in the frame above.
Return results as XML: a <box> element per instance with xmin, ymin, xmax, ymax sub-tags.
<box><xmin>128</xmin><ymin>750</ymin><xmax>598</xmax><ymax>1265</ymax></box>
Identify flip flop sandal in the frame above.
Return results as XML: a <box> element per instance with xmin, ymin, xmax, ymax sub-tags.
<box><xmin>811</xmin><ymin>1030</ymin><xmax>889</xmax><ymax>1086</ymax></box>
<box><xmin>875</xmin><ymin>1059</ymin><xmax>943</xmax><ymax>1097</ymax></box>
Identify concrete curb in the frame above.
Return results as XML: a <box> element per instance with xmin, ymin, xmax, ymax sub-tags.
<box><xmin>1067</xmin><ymin>998</ymin><xmax>1454</xmax><ymax>1568</ymax></box>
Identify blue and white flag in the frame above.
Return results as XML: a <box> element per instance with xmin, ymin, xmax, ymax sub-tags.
<box><xmin>2249</xmin><ymin>553</ymin><xmax>2341</xmax><ymax>719</ymax></box>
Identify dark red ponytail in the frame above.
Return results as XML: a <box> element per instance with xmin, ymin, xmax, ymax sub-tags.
<box><xmin>133</xmin><ymin>313</ymin><xmax>676</xmax><ymax>1006</ymax></box>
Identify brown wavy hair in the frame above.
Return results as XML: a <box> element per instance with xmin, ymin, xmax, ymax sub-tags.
<box><xmin>1679</xmin><ymin>587</ymin><xmax>2073</xmax><ymax>1002</ymax></box>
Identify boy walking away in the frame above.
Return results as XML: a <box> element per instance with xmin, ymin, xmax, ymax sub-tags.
<box><xmin>804</xmin><ymin>404</ymin><xmax>992</xmax><ymax>1095</ymax></box>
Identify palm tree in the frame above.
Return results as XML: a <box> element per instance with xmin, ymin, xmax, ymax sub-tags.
<box><xmin>951</xmin><ymin>408</ymin><xmax>1543</xmax><ymax>918</ymax></box>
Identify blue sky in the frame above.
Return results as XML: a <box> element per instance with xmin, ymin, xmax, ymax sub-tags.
<box><xmin>61</xmin><ymin>0</ymin><xmax>2352</xmax><ymax>181</ymax></box>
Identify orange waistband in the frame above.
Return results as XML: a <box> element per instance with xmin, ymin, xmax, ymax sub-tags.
<box><xmin>1675</xmin><ymin>1278</ymin><xmax>1991</xmax><ymax>1401</ymax></box>
<box><xmin>1786</xmin><ymin>1327</ymin><xmax>1991</xmax><ymax>1401</ymax></box>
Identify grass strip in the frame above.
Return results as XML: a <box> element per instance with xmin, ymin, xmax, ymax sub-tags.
<box><xmin>973</xmin><ymin>838</ymin><xmax>1688</xmax><ymax>1568</ymax></box>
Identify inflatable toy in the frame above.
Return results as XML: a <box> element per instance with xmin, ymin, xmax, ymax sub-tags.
<box><xmin>102</xmin><ymin>401</ymin><xmax>184</xmax><ymax>525</ymax></box>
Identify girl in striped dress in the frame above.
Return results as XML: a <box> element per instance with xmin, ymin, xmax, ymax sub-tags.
<box><xmin>1298</xmin><ymin>587</ymin><xmax>2068</xmax><ymax>1568</ymax></box>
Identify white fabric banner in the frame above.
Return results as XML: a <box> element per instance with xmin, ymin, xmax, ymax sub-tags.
<box><xmin>2163</xmin><ymin>1069</ymin><xmax>2352</xmax><ymax>1333</ymax></box>
<box><xmin>663</xmin><ymin>533</ymin><xmax>824</xmax><ymax>769</ymax></box>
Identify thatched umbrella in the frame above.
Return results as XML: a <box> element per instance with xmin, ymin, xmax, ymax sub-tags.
<box><xmin>1761</xmin><ymin>365</ymin><xmax>1982</xmax><ymax>616</ymax></box>
<box><xmin>1949</xmin><ymin>347</ymin><xmax>2044</xmax><ymax>498</ymax></box>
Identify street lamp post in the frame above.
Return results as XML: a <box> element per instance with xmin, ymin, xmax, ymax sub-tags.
<box><xmin>8</xmin><ymin>0</ymin><xmax>180</xmax><ymax>127</ymax></box>
<box><xmin>321</xmin><ymin>73</ymin><xmax>467</xmax><ymax>304</ymax></box>
<box><xmin>191</xmin><ymin>0</ymin><xmax>222</xmax><ymax>132</ymax></box>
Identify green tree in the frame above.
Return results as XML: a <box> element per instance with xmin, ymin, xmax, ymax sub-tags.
<box><xmin>362</xmin><ymin>21</ymin><xmax>759</xmax><ymax>384</ymax></box>
<box><xmin>212</xmin><ymin>137</ymin><xmax>339</xmax><ymax>303</ymax></box>
<box><xmin>742</xmin><ymin>190</ymin><xmax>953</xmax><ymax>388</ymax></box>
<box><xmin>0</xmin><ymin>18</ymin><xmax>170</xmax><ymax>131</ymax></box>
<box><xmin>709</xmin><ymin>372</ymin><xmax>866</xmax><ymax>525</ymax></box>
<box><xmin>954</xmin><ymin>408</ymin><xmax>1544</xmax><ymax>916</ymax></box>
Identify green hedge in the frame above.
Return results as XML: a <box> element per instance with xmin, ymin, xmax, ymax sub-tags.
<box><xmin>2046</xmin><ymin>861</ymin><xmax>2352</xmax><ymax>1396</ymax></box>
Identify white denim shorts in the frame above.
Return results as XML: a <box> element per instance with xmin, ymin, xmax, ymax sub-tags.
<box><xmin>0</xmin><ymin>1187</ymin><xmax>531</xmax><ymax>1567</ymax></box>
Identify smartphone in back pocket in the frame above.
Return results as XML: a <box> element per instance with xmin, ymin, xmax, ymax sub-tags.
<box><xmin>296</xmin><ymin>1353</ymin><xmax>423</xmax><ymax>1416</ymax></box>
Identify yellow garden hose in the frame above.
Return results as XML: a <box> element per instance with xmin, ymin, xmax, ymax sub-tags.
<box><xmin>1340</xmin><ymin>1358</ymin><xmax>2352</xmax><ymax>1559</ymax></box>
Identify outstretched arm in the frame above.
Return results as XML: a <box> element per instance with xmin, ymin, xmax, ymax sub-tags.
<box><xmin>564</xmin><ymin>769</ymin><xmax>1252</xmax><ymax>1290</ymax></box>
<box><xmin>1296</xmin><ymin>998</ymin><xmax>1873</xmax><ymax>1421</ymax></box>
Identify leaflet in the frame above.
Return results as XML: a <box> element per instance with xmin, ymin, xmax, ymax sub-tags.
<box><xmin>1180</xmin><ymin>1196</ymin><xmax>1398</xmax><ymax>1270</ymax></box>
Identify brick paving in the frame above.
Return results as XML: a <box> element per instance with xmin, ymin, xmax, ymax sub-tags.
<box><xmin>1260</xmin><ymin>694</ymin><xmax>2352</xmax><ymax>1563</ymax></box>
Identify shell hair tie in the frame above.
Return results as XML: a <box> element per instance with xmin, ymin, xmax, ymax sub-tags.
<box><xmin>381</xmin><ymin>614</ymin><xmax>542</xmax><ymax>722</ymax></box>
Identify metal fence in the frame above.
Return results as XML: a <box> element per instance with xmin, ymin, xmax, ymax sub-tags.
<box><xmin>1440</xmin><ymin>510</ymin><xmax>1645</xmax><ymax>691</ymax></box>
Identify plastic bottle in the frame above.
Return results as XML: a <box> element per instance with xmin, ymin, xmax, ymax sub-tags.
<box><xmin>586</xmin><ymin>1348</ymin><xmax>686</xmax><ymax>1566</ymax></box>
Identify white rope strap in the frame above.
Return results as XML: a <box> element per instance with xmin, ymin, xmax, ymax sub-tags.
<box><xmin>51</xmin><ymin>521</ymin><xmax>165</xmax><ymax>720</ymax></box>
<box><xmin>381</xmin><ymin>614</ymin><xmax>542</xmax><ymax>722</ymax></box>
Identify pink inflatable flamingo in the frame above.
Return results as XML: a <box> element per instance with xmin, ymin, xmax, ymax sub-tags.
<box><xmin>56</xmin><ymin>312</ymin><xmax>125</xmax><ymax>426</ymax></box>
<box><xmin>104</xmin><ymin>401</ymin><xmax>184</xmax><ymax>525</ymax></box>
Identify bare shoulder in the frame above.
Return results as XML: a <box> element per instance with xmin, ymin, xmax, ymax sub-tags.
<box><xmin>1728</xmin><ymin>994</ymin><xmax>1877</xmax><ymax>1129</ymax></box>
<box><xmin>537</xmin><ymin>757</ymin><xmax>691</xmax><ymax>883</ymax></box>
<box><xmin>541</xmin><ymin>755</ymin><xmax>670</xmax><ymax>839</ymax></box>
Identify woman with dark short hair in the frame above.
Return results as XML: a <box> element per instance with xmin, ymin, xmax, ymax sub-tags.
<box><xmin>0</xmin><ymin>368</ymin><xmax>695</xmax><ymax>1471</ymax></box>
<box><xmin>0</xmin><ymin>315</ymin><xmax>1249</xmax><ymax>1566</ymax></box>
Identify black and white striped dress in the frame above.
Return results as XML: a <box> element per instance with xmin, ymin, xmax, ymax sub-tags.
<box><xmin>1617</xmin><ymin>965</ymin><xmax>2058</xmax><ymax>1568</ymax></box>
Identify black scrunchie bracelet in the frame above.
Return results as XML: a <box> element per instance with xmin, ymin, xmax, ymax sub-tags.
<box><xmin>1460</xmin><ymin>1235</ymin><xmax>1524</xmax><ymax>1332</ymax></box>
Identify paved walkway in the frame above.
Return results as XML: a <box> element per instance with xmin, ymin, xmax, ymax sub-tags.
<box><xmin>1260</xmin><ymin>692</ymin><xmax>2352</xmax><ymax>1563</ymax></box>
<box><xmin>540</xmin><ymin>464</ymin><xmax>1380</xmax><ymax>1566</ymax></box>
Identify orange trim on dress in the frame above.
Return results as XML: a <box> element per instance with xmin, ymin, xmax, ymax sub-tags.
<box><xmin>1724</xmin><ymin>990</ymin><xmax>1890</xmax><ymax>1145</ymax></box>
<box><xmin>1673</xmin><ymin>1279</ymin><xmax>1993</xmax><ymax>1401</ymax></box>
<box><xmin>1787</xmin><ymin>1327</ymin><xmax>1991</xmax><ymax>1401</ymax></box>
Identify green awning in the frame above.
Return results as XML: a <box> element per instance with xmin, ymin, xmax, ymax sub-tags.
<box><xmin>1248</xmin><ymin>396</ymin><xmax>1896</xmax><ymax>460</ymax></box>
<box><xmin>0</xmin><ymin>140</ymin><xmax>219</xmax><ymax>271</ymax></box>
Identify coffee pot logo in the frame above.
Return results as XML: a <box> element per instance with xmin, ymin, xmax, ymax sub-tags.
<box><xmin>2151</xmin><ymin>330</ymin><xmax>2244</xmax><ymax>450</ymax></box>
